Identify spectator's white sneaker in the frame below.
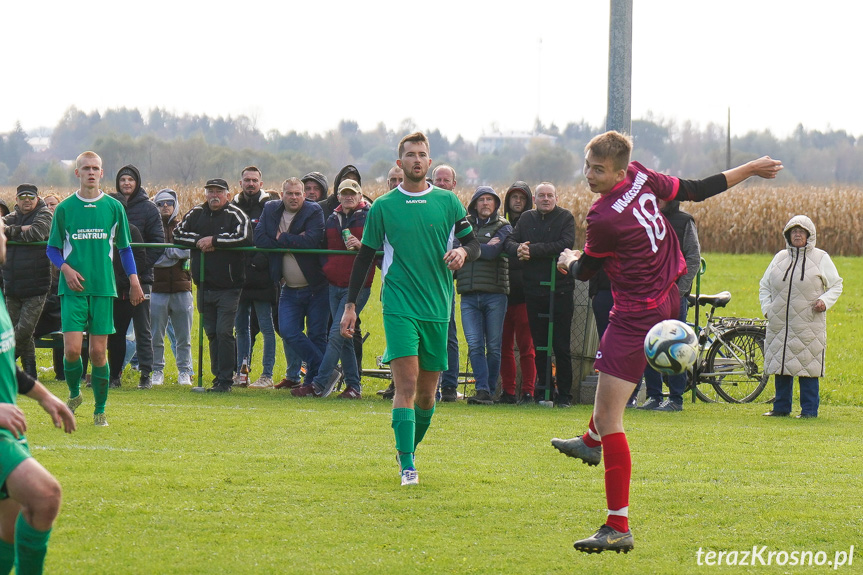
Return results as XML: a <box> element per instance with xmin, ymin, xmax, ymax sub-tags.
<box><xmin>178</xmin><ymin>373</ymin><xmax>192</xmax><ymax>386</ymax></box>
<box><xmin>151</xmin><ymin>371</ymin><xmax>165</xmax><ymax>386</ymax></box>
<box><xmin>249</xmin><ymin>376</ymin><xmax>274</xmax><ymax>389</ymax></box>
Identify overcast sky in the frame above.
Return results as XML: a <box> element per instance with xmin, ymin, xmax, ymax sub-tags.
<box><xmin>5</xmin><ymin>1</ymin><xmax>857</xmax><ymax>142</ymax></box>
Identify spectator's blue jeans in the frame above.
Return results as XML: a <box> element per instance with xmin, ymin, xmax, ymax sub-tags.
<box><xmin>151</xmin><ymin>291</ymin><xmax>193</xmax><ymax>376</ymax></box>
<box><xmin>439</xmin><ymin>296</ymin><xmax>460</xmax><ymax>390</ymax></box>
<box><xmin>312</xmin><ymin>285</ymin><xmax>370</xmax><ymax>393</ymax></box>
<box><xmin>235</xmin><ymin>299</ymin><xmax>276</xmax><ymax>378</ymax></box>
<box><xmin>278</xmin><ymin>284</ymin><xmax>329</xmax><ymax>384</ymax></box>
<box><xmin>773</xmin><ymin>374</ymin><xmax>820</xmax><ymax>416</ymax></box>
<box><xmin>643</xmin><ymin>296</ymin><xmax>689</xmax><ymax>404</ymax></box>
<box><xmin>273</xmin><ymin>301</ymin><xmax>302</xmax><ymax>382</ymax></box>
<box><xmin>281</xmin><ymin>336</ymin><xmax>302</xmax><ymax>382</ymax></box>
<box><xmin>460</xmin><ymin>292</ymin><xmax>508</xmax><ymax>393</ymax></box>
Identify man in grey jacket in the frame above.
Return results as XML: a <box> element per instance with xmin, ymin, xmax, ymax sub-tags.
<box><xmin>150</xmin><ymin>189</ymin><xmax>194</xmax><ymax>386</ymax></box>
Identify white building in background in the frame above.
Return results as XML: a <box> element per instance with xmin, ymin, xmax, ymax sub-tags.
<box><xmin>27</xmin><ymin>137</ymin><xmax>51</xmax><ymax>152</ymax></box>
<box><xmin>477</xmin><ymin>132</ymin><xmax>557</xmax><ymax>155</ymax></box>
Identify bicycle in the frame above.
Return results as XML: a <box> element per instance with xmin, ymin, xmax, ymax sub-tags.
<box><xmin>360</xmin><ymin>333</ymin><xmax>477</xmax><ymax>397</ymax></box>
<box><xmin>682</xmin><ymin>290</ymin><xmax>769</xmax><ymax>403</ymax></box>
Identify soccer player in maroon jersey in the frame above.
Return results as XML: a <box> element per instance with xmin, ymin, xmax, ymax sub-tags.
<box><xmin>552</xmin><ymin>131</ymin><xmax>782</xmax><ymax>554</ymax></box>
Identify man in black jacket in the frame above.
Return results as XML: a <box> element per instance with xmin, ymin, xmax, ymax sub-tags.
<box><xmin>174</xmin><ymin>178</ymin><xmax>253</xmax><ymax>392</ymax></box>
<box><xmin>2</xmin><ymin>184</ymin><xmax>53</xmax><ymax>378</ymax></box>
<box><xmin>113</xmin><ymin>165</ymin><xmax>164</xmax><ymax>389</ymax></box>
<box><xmin>504</xmin><ymin>182</ymin><xmax>576</xmax><ymax>406</ymax></box>
<box><xmin>232</xmin><ymin>166</ymin><xmax>279</xmax><ymax>388</ymax></box>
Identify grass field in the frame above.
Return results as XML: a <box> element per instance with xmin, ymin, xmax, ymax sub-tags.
<box><xmin>17</xmin><ymin>252</ymin><xmax>862</xmax><ymax>574</ymax></box>
<box><xmin>23</xmin><ymin>386</ymin><xmax>863</xmax><ymax>574</ymax></box>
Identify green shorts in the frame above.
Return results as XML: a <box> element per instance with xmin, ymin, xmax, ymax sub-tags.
<box><xmin>381</xmin><ymin>314</ymin><xmax>449</xmax><ymax>372</ymax></box>
<box><xmin>61</xmin><ymin>295</ymin><xmax>116</xmax><ymax>335</ymax></box>
<box><xmin>0</xmin><ymin>434</ymin><xmax>31</xmax><ymax>500</ymax></box>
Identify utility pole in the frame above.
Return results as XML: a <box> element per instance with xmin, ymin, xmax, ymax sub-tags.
<box><xmin>606</xmin><ymin>0</ymin><xmax>632</xmax><ymax>134</ymax></box>
<box><xmin>726</xmin><ymin>107</ymin><xmax>732</xmax><ymax>170</ymax></box>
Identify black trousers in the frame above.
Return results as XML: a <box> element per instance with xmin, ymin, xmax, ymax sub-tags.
<box><xmin>108</xmin><ymin>299</ymin><xmax>136</xmax><ymax>380</ymax></box>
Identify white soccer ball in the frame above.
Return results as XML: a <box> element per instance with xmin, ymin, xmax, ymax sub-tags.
<box><xmin>644</xmin><ymin>319</ymin><xmax>698</xmax><ymax>375</ymax></box>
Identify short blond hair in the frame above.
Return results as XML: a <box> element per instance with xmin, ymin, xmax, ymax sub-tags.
<box><xmin>75</xmin><ymin>151</ymin><xmax>102</xmax><ymax>169</ymax></box>
<box><xmin>282</xmin><ymin>177</ymin><xmax>303</xmax><ymax>191</ymax></box>
<box><xmin>585</xmin><ymin>131</ymin><xmax>632</xmax><ymax>171</ymax></box>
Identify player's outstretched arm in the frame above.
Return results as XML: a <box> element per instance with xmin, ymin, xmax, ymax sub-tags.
<box><xmin>723</xmin><ymin>156</ymin><xmax>783</xmax><ymax>188</ymax></box>
<box><xmin>26</xmin><ymin>382</ymin><xmax>77</xmax><ymax>434</ymax></box>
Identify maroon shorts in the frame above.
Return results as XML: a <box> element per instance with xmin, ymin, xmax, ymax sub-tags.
<box><xmin>594</xmin><ymin>284</ymin><xmax>680</xmax><ymax>384</ymax></box>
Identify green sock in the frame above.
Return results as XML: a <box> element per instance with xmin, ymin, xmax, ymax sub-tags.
<box><xmin>0</xmin><ymin>537</ymin><xmax>14</xmax><ymax>575</ymax></box>
<box><xmin>63</xmin><ymin>357</ymin><xmax>83</xmax><ymax>398</ymax></box>
<box><xmin>14</xmin><ymin>513</ymin><xmax>51</xmax><ymax>575</ymax></box>
<box><xmin>414</xmin><ymin>403</ymin><xmax>435</xmax><ymax>449</ymax></box>
<box><xmin>392</xmin><ymin>408</ymin><xmax>415</xmax><ymax>470</ymax></box>
<box><xmin>91</xmin><ymin>363</ymin><xmax>110</xmax><ymax>415</ymax></box>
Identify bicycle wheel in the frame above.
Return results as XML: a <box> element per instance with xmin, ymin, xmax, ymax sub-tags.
<box><xmin>705</xmin><ymin>326</ymin><xmax>768</xmax><ymax>403</ymax></box>
<box><xmin>692</xmin><ymin>367</ymin><xmax>721</xmax><ymax>403</ymax></box>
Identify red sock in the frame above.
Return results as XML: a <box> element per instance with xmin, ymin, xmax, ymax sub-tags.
<box><xmin>602</xmin><ymin>432</ymin><xmax>631</xmax><ymax>532</ymax></box>
<box><xmin>581</xmin><ymin>415</ymin><xmax>601</xmax><ymax>448</ymax></box>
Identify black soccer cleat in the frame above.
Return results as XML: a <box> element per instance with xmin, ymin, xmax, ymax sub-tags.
<box><xmin>573</xmin><ymin>524</ymin><xmax>634</xmax><ymax>554</ymax></box>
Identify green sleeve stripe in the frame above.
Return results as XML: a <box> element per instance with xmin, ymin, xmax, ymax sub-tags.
<box><xmin>455</xmin><ymin>224</ymin><xmax>473</xmax><ymax>239</ymax></box>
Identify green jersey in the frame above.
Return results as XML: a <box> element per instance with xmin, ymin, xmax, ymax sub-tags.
<box><xmin>362</xmin><ymin>185</ymin><xmax>471</xmax><ymax>322</ymax></box>
<box><xmin>0</xmin><ymin>297</ymin><xmax>20</xmax><ymax>442</ymax></box>
<box><xmin>47</xmin><ymin>191</ymin><xmax>132</xmax><ymax>297</ymax></box>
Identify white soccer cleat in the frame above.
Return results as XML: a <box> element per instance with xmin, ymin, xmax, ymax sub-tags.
<box><xmin>151</xmin><ymin>371</ymin><xmax>165</xmax><ymax>386</ymax></box>
<box><xmin>400</xmin><ymin>468</ymin><xmax>419</xmax><ymax>486</ymax></box>
<box><xmin>178</xmin><ymin>373</ymin><xmax>193</xmax><ymax>386</ymax></box>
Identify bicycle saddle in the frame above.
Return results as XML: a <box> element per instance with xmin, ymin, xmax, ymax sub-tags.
<box><xmin>687</xmin><ymin>291</ymin><xmax>731</xmax><ymax>308</ymax></box>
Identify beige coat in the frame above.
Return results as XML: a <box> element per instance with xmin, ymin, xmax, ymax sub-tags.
<box><xmin>759</xmin><ymin>215</ymin><xmax>843</xmax><ymax>377</ymax></box>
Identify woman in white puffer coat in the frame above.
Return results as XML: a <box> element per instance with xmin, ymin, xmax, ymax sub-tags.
<box><xmin>759</xmin><ymin>215</ymin><xmax>843</xmax><ymax>418</ymax></box>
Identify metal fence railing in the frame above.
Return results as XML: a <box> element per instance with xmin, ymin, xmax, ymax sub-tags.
<box><xmin>13</xmin><ymin>241</ymin><xmax>601</xmax><ymax>402</ymax></box>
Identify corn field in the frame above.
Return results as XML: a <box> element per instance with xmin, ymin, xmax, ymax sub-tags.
<box><xmin>3</xmin><ymin>183</ymin><xmax>862</xmax><ymax>256</ymax></box>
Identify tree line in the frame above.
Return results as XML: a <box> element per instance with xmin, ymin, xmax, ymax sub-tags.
<box><xmin>1</xmin><ymin>106</ymin><xmax>861</xmax><ymax>187</ymax></box>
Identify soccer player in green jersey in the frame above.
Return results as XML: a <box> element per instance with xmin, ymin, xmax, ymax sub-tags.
<box><xmin>0</xmin><ymin>218</ymin><xmax>77</xmax><ymax>574</ymax></box>
<box><xmin>341</xmin><ymin>132</ymin><xmax>480</xmax><ymax>486</ymax></box>
<box><xmin>46</xmin><ymin>151</ymin><xmax>144</xmax><ymax>427</ymax></box>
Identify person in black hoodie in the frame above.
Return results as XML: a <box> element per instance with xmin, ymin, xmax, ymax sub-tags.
<box><xmin>106</xmin><ymin>221</ymin><xmax>147</xmax><ymax>388</ymax></box>
<box><xmin>503</xmin><ymin>182</ymin><xmax>576</xmax><ymax>406</ymax></box>
<box><xmin>499</xmin><ymin>182</ymin><xmax>537</xmax><ymax>404</ymax></box>
<box><xmin>2</xmin><ymin>184</ymin><xmax>54</xmax><ymax>378</ymax></box>
<box><xmin>174</xmin><ymin>178</ymin><xmax>253</xmax><ymax>391</ymax></box>
<box><xmin>302</xmin><ymin>171</ymin><xmax>328</xmax><ymax>203</ymax></box>
<box><xmin>232</xmin><ymin>167</ymin><xmax>280</xmax><ymax>388</ymax></box>
<box><xmin>113</xmin><ymin>165</ymin><xmax>164</xmax><ymax>389</ymax></box>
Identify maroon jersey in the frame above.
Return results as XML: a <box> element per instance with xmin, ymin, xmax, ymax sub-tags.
<box><xmin>584</xmin><ymin>161</ymin><xmax>686</xmax><ymax>312</ymax></box>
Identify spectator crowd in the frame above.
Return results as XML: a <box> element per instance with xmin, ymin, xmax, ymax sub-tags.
<box><xmin>2</xmin><ymin>139</ymin><xmax>814</xmax><ymax>417</ymax></box>
<box><xmin>2</xmin><ymin>159</ymin><xmax>584</xmax><ymax>405</ymax></box>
